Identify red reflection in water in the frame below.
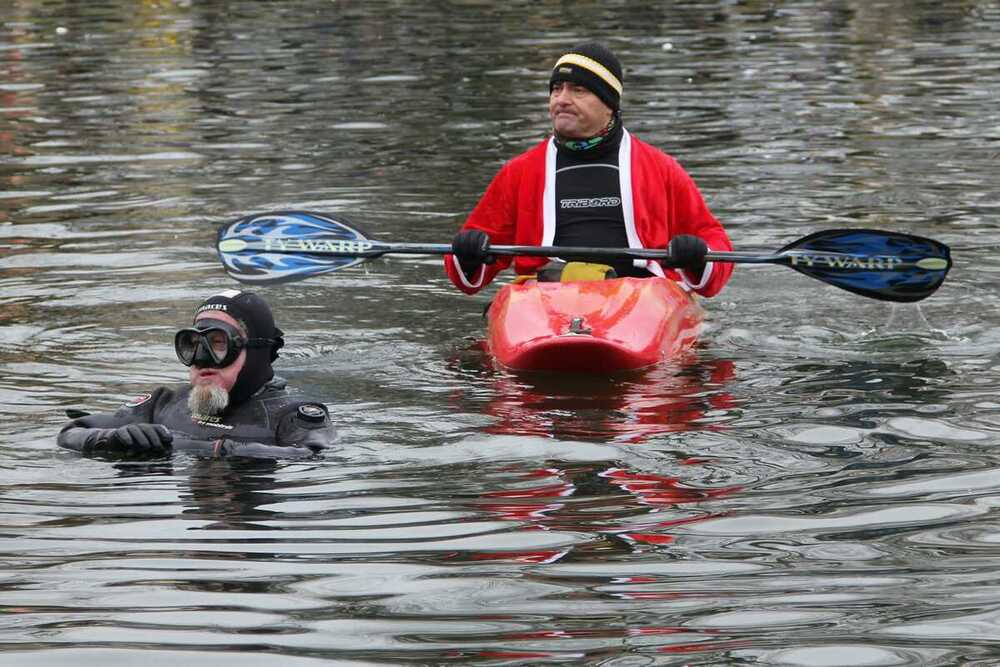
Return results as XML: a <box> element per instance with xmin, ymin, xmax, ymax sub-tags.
<box><xmin>443</xmin><ymin>461</ymin><xmax>741</xmax><ymax>567</ymax></box>
<box><xmin>494</xmin><ymin>625</ymin><xmax>751</xmax><ymax>658</ymax></box>
<box><xmin>471</xmin><ymin>354</ymin><xmax>739</xmax><ymax>444</ymax></box>
<box><xmin>443</xmin><ymin>352</ymin><xmax>744</xmax><ymax>566</ymax></box>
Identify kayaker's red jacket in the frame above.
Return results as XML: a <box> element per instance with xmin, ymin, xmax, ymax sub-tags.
<box><xmin>445</xmin><ymin>130</ymin><xmax>733</xmax><ymax>297</ymax></box>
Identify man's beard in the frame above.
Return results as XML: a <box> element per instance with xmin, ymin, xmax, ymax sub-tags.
<box><xmin>188</xmin><ymin>383</ymin><xmax>229</xmax><ymax>417</ymax></box>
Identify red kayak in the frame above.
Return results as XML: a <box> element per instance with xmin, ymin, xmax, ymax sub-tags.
<box><xmin>486</xmin><ymin>277</ymin><xmax>704</xmax><ymax>373</ymax></box>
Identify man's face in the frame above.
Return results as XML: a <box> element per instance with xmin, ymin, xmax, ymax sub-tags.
<box><xmin>188</xmin><ymin>310</ymin><xmax>246</xmax><ymax>393</ymax></box>
<box><xmin>549</xmin><ymin>81</ymin><xmax>613</xmax><ymax>139</ymax></box>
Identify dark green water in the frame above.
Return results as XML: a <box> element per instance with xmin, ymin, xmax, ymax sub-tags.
<box><xmin>2</xmin><ymin>1</ymin><xmax>999</xmax><ymax>664</ymax></box>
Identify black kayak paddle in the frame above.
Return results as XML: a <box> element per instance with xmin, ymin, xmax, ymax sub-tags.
<box><xmin>216</xmin><ymin>210</ymin><xmax>951</xmax><ymax>302</ymax></box>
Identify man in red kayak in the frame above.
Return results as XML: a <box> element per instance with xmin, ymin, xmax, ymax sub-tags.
<box><xmin>444</xmin><ymin>41</ymin><xmax>733</xmax><ymax>297</ymax></box>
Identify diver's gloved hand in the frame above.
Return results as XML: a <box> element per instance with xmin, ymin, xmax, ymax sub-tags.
<box><xmin>451</xmin><ymin>229</ymin><xmax>495</xmax><ymax>276</ymax></box>
<box><xmin>668</xmin><ymin>234</ymin><xmax>708</xmax><ymax>277</ymax></box>
<box><xmin>102</xmin><ymin>423</ymin><xmax>173</xmax><ymax>454</ymax></box>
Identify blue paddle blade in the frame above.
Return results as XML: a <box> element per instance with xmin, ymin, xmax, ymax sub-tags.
<box><xmin>778</xmin><ymin>229</ymin><xmax>952</xmax><ymax>302</ymax></box>
<box><xmin>217</xmin><ymin>211</ymin><xmax>371</xmax><ymax>285</ymax></box>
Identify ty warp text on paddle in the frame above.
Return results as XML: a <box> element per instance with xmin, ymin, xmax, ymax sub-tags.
<box><xmin>264</xmin><ymin>238</ymin><xmax>375</xmax><ymax>254</ymax></box>
<box><xmin>787</xmin><ymin>253</ymin><xmax>904</xmax><ymax>270</ymax></box>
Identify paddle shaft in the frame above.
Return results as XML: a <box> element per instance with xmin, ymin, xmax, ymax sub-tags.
<box><xmin>217</xmin><ymin>212</ymin><xmax>951</xmax><ymax>298</ymax></box>
<box><xmin>221</xmin><ymin>237</ymin><xmax>932</xmax><ymax>271</ymax></box>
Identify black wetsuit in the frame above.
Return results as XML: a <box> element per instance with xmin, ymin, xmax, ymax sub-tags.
<box><xmin>58</xmin><ymin>377</ymin><xmax>335</xmax><ymax>459</ymax></box>
<box><xmin>552</xmin><ymin>121</ymin><xmax>652</xmax><ymax>278</ymax></box>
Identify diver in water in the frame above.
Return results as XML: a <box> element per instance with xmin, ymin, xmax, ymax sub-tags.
<box><xmin>58</xmin><ymin>290</ymin><xmax>335</xmax><ymax>459</ymax></box>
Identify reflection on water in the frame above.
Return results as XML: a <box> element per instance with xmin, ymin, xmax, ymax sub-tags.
<box><xmin>469</xmin><ymin>354</ymin><xmax>739</xmax><ymax>443</ymax></box>
<box><xmin>3</xmin><ymin>0</ymin><xmax>1000</xmax><ymax>664</ymax></box>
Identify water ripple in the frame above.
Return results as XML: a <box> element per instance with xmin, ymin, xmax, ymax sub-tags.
<box><xmin>3</xmin><ymin>1</ymin><xmax>1000</xmax><ymax>664</ymax></box>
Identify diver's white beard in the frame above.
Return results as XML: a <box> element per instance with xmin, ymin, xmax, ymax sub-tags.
<box><xmin>188</xmin><ymin>383</ymin><xmax>230</xmax><ymax>417</ymax></box>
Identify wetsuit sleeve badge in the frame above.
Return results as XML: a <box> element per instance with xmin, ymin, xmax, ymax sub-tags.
<box><xmin>296</xmin><ymin>404</ymin><xmax>329</xmax><ymax>425</ymax></box>
<box><xmin>123</xmin><ymin>393</ymin><xmax>153</xmax><ymax>408</ymax></box>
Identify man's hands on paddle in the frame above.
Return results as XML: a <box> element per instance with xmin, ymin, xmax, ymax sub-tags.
<box><xmin>668</xmin><ymin>234</ymin><xmax>707</xmax><ymax>276</ymax></box>
<box><xmin>451</xmin><ymin>228</ymin><xmax>709</xmax><ymax>279</ymax></box>
<box><xmin>452</xmin><ymin>229</ymin><xmax>496</xmax><ymax>276</ymax></box>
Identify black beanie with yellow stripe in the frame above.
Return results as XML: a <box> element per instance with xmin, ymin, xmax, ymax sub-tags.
<box><xmin>549</xmin><ymin>41</ymin><xmax>624</xmax><ymax>111</ymax></box>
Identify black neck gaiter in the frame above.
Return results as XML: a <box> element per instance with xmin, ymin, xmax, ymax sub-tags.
<box><xmin>554</xmin><ymin>112</ymin><xmax>624</xmax><ymax>160</ymax></box>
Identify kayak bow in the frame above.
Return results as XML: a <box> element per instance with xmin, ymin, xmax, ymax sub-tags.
<box><xmin>487</xmin><ymin>277</ymin><xmax>703</xmax><ymax>373</ymax></box>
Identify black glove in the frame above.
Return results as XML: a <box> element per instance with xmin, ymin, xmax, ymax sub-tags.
<box><xmin>451</xmin><ymin>229</ymin><xmax>495</xmax><ymax>276</ymax></box>
<box><xmin>102</xmin><ymin>423</ymin><xmax>173</xmax><ymax>454</ymax></box>
<box><xmin>668</xmin><ymin>234</ymin><xmax>708</xmax><ymax>276</ymax></box>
